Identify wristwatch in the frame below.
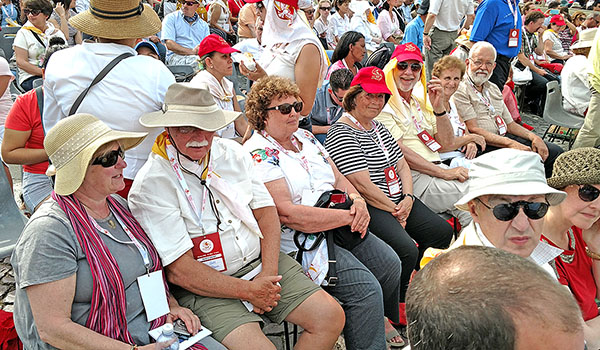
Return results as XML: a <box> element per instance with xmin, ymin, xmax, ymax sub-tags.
<box><xmin>403</xmin><ymin>193</ymin><xmax>415</xmax><ymax>201</ymax></box>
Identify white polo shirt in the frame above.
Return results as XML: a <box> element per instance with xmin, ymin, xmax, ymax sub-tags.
<box><xmin>429</xmin><ymin>0</ymin><xmax>474</xmax><ymax>32</ymax></box>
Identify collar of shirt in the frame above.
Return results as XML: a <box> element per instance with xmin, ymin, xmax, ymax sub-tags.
<box><xmin>80</xmin><ymin>42</ymin><xmax>137</xmax><ymax>56</ymax></box>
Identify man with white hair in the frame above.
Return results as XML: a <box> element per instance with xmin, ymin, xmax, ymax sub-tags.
<box><xmin>453</xmin><ymin>41</ymin><xmax>563</xmax><ymax>178</ymax></box>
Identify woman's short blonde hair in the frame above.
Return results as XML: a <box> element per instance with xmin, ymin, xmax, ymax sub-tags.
<box><xmin>432</xmin><ymin>55</ymin><xmax>466</xmax><ymax>79</ymax></box>
<box><xmin>245</xmin><ymin>76</ymin><xmax>301</xmax><ymax>131</ymax></box>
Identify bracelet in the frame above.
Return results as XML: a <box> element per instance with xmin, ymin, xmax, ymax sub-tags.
<box><xmin>586</xmin><ymin>246</ymin><xmax>600</xmax><ymax>260</ymax></box>
<box><xmin>350</xmin><ymin>195</ymin><xmax>365</xmax><ymax>202</ymax></box>
<box><xmin>130</xmin><ymin>345</ymin><xmax>138</xmax><ymax>350</ymax></box>
<box><xmin>403</xmin><ymin>193</ymin><xmax>415</xmax><ymax>201</ymax></box>
<box><xmin>433</xmin><ymin>110</ymin><xmax>447</xmax><ymax>117</ymax></box>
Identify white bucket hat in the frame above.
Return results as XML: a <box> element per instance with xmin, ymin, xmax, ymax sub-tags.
<box><xmin>571</xmin><ymin>28</ymin><xmax>598</xmax><ymax>50</ymax></box>
<box><xmin>140</xmin><ymin>83</ymin><xmax>241</xmax><ymax>131</ymax></box>
<box><xmin>454</xmin><ymin>149</ymin><xmax>567</xmax><ymax>211</ymax></box>
<box><xmin>44</xmin><ymin>114</ymin><xmax>147</xmax><ymax>196</ymax></box>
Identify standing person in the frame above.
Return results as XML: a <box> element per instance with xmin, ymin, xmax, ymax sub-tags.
<box><xmin>377</xmin><ymin>0</ymin><xmax>402</xmax><ymax>44</ymax></box>
<box><xmin>574</xmin><ymin>24</ymin><xmax>600</xmax><ymax>148</ymax></box>
<box><xmin>401</xmin><ymin>0</ymin><xmax>427</xmax><ymax>51</ymax></box>
<box><xmin>42</xmin><ymin>0</ymin><xmax>176</xmax><ymax>198</ymax></box>
<box><xmin>422</xmin><ymin>0</ymin><xmax>474</xmax><ymax>81</ymax></box>
<box><xmin>469</xmin><ymin>0</ymin><xmax>523</xmax><ymax>91</ymax></box>
<box><xmin>329</xmin><ymin>0</ymin><xmax>351</xmax><ymax>48</ymax></box>
<box><xmin>48</xmin><ymin>0</ymin><xmax>82</xmax><ymax>45</ymax></box>
<box><xmin>1</xmin><ymin>0</ymin><xmax>18</xmax><ymax>26</ymax></box>
<box><xmin>162</xmin><ymin>0</ymin><xmax>211</xmax><ymax>66</ymax></box>
<box><xmin>313</xmin><ymin>0</ymin><xmax>333</xmax><ymax>49</ymax></box>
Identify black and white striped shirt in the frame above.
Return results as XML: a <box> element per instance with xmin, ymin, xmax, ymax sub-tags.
<box><xmin>325</xmin><ymin>119</ymin><xmax>404</xmax><ymax>203</ymax></box>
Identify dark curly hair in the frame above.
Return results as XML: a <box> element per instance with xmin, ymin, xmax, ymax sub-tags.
<box><xmin>245</xmin><ymin>76</ymin><xmax>301</xmax><ymax>131</ymax></box>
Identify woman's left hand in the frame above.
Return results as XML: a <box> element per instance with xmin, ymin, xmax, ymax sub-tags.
<box><xmin>394</xmin><ymin>197</ymin><xmax>413</xmax><ymax>226</ymax></box>
<box><xmin>349</xmin><ymin>198</ymin><xmax>370</xmax><ymax>238</ymax></box>
<box><xmin>427</xmin><ymin>77</ymin><xmax>446</xmax><ymax>114</ymax></box>
<box><xmin>167</xmin><ymin>305</ymin><xmax>202</xmax><ymax>335</ymax></box>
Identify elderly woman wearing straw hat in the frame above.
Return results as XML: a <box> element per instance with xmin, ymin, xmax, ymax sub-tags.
<box><xmin>10</xmin><ymin>114</ymin><xmax>224</xmax><ymax>349</ymax></box>
<box><xmin>542</xmin><ymin>148</ymin><xmax>600</xmax><ymax>349</ymax></box>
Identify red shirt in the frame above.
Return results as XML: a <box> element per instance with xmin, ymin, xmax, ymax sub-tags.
<box><xmin>542</xmin><ymin>226</ymin><xmax>599</xmax><ymax>321</ymax></box>
<box><xmin>3</xmin><ymin>89</ymin><xmax>48</xmax><ymax>174</ymax></box>
<box><xmin>228</xmin><ymin>0</ymin><xmax>245</xmax><ymax>18</ymax></box>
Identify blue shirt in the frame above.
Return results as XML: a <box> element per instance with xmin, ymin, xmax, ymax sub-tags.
<box><xmin>308</xmin><ymin>83</ymin><xmax>345</xmax><ymax>127</ymax></box>
<box><xmin>471</xmin><ymin>0</ymin><xmax>522</xmax><ymax>58</ymax></box>
<box><xmin>398</xmin><ymin>4</ymin><xmax>413</xmax><ymax>24</ymax></box>
<box><xmin>1</xmin><ymin>4</ymin><xmax>17</xmax><ymax>27</ymax></box>
<box><xmin>402</xmin><ymin>16</ymin><xmax>424</xmax><ymax>51</ymax></box>
<box><xmin>161</xmin><ymin>10</ymin><xmax>210</xmax><ymax>58</ymax></box>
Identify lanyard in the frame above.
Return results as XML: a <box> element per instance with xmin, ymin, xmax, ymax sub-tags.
<box><xmin>327</xmin><ymin>105</ymin><xmax>343</xmax><ymax>125</ymax></box>
<box><xmin>90</xmin><ymin>210</ymin><xmax>151</xmax><ymax>274</ymax></box>
<box><xmin>523</xmin><ymin>27</ymin><xmax>535</xmax><ymax>55</ymax></box>
<box><xmin>166</xmin><ymin>145</ymin><xmax>211</xmax><ymax>233</ymax></box>
<box><xmin>507</xmin><ymin>0</ymin><xmax>518</xmax><ymax>29</ymax></box>
<box><xmin>2</xmin><ymin>4</ymin><xmax>14</xmax><ymax>19</ymax></box>
<box><xmin>467</xmin><ymin>77</ymin><xmax>496</xmax><ymax>115</ymax></box>
<box><xmin>344</xmin><ymin>113</ymin><xmax>392</xmax><ymax>165</ymax></box>
<box><xmin>400</xmin><ymin>96</ymin><xmax>427</xmax><ymax>133</ymax></box>
<box><xmin>260</xmin><ymin>130</ymin><xmax>314</xmax><ymax>190</ymax></box>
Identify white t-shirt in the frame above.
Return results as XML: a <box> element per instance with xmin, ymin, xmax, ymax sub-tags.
<box><xmin>0</xmin><ymin>56</ymin><xmax>14</xmax><ymax>128</ymax></box>
<box><xmin>561</xmin><ymin>55</ymin><xmax>590</xmax><ymax>116</ymax></box>
<box><xmin>243</xmin><ymin>129</ymin><xmax>336</xmax><ymax>253</ymax></box>
<box><xmin>260</xmin><ymin>39</ymin><xmax>317</xmax><ymax>82</ymax></box>
<box><xmin>328</xmin><ymin>12</ymin><xmax>350</xmax><ymax>41</ymax></box>
<box><xmin>13</xmin><ymin>21</ymin><xmax>66</xmax><ymax>84</ymax></box>
<box><xmin>43</xmin><ymin>42</ymin><xmax>175</xmax><ymax>180</ymax></box>
<box><xmin>439</xmin><ymin>100</ymin><xmax>466</xmax><ymax>161</ymax></box>
<box><xmin>543</xmin><ymin>30</ymin><xmax>568</xmax><ymax>57</ymax></box>
<box><xmin>428</xmin><ymin>0</ymin><xmax>474</xmax><ymax>31</ymax></box>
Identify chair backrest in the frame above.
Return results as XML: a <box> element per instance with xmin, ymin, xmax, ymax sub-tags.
<box><xmin>542</xmin><ymin>80</ymin><xmax>585</xmax><ymax>129</ymax></box>
<box><xmin>167</xmin><ymin>64</ymin><xmax>196</xmax><ymax>82</ymax></box>
<box><xmin>32</xmin><ymin>78</ymin><xmax>42</xmax><ymax>89</ymax></box>
<box><xmin>0</xmin><ymin>169</ymin><xmax>27</xmax><ymax>259</ymax></box>
<box><xmin>0</xmin><ymin>26</ymin><xmax>20</xmax><ymax>61</ymax></box>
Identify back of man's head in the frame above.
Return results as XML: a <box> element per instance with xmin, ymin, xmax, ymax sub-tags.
<box><xmin>329</xmin><ymin>68</ymin><xmax>354</xmax><ymax>92</ymax></box>
<box><xmin>406</xmin><ymin>246</ymin><xmax>583</xmax><ymax>350</ymax></box>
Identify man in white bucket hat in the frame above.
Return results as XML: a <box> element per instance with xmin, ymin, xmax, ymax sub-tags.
<box><xmin>421</xmin><ymin>148</ymin><xmax>567</xmax><ymax>278</ymax></box>
<box><xmin>561</xmin><ymin>28</ymin><xmax>598</xmax><ymax>117</ymax></box>
<box><xmin>129</xmin><ymin>83</ymin><xmax>344</xmax><ymax>350</ymax></box>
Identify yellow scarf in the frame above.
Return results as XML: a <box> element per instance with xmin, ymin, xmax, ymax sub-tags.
<box><xmin>382</xmin><ymin>56</ymin><xmax>431</xmax><ymax>120</ymax></box>
<box><xmin>152</xmin><ymin>131</ymin><xmax>209</xmax><ymax>179</ymax></box>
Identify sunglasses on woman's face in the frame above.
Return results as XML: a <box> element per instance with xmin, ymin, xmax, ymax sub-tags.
<box><xmin>579</xmin><ymin>184</ymin><xmax>600</xmax><ymax>202</ymax></box>
<box><xmin>266</xmin><ymin>101</ymin><xmax>304</xmax><ymax>115</ymax></box>
<box><xmin>183</xmin><ymin>1</ymin><xmax>198</xmax><ymax>6</ymax></box>
<box><xmin>92</xmin><ymin>148</ymin><xmax>124</xmax><ymax>168</ymax></box>
<box><xmin>477</xmin><ymin>198</ymin><xmax>550</xmax><ymax>221</ymax></box>
<box><xmin>320</xmin><ymin>6</ymin><xmax>331</xmax><ymax>10</ymax></box>
<box><xmin>397</xmin><ymin>61</ymin><xmax>422</xmax><ymax>72</ymax></box>
<box><xmin>23</xmin><ymin>8</ymin><xmax>41</xmax><ymax>16</ymax></box>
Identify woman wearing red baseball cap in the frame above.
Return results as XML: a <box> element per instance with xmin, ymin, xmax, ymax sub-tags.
<box><xmin>326</xmin><ymin>66</ymin><xmax>454</xmax><ymax>345</ymax></box>
<box><xmin>190</xmin><ymin>34</ymin><xmax>249</xmax><ymax>141</ymax></box>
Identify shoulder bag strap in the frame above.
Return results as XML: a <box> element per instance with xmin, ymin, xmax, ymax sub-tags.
<box><xmin>30</xmin><ymin>30</ymin><xmax>45</xmax><ymax>47</ymax></box>
<box><xmin>35</xmin><ymin>86</ymin><xmax>44</xmax><ymax>132</ymax></box>
<box><xmin>68</xmin><ymin>52</ymin><xmax>133</xmax><ymax>116</ymax></box>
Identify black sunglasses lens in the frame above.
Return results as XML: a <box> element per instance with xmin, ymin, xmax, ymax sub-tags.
<box><xmin>93</xmin><ymin>149</ymin><xmax>123</xmax><ymax>167</ymax></box>
<box><xmin>411</xmin><ymin>63</ymin><xmax>422</xmax><ymax>71</ymax></box>
<box><xmin>580</xmin><ymin>185</ymin><xmax>600</xmax><ymax>202</ymax></box>
<box><xmin>523</xmin><ymin>202</ymin><xmax>549</xmax><ymax>220</ymax></box>
<box><xmin>279</xmin><ymin>104</ymin><xmax>293</xmax><ymax>114</ymax></box>
<box><xmin>493</xmin><ymin>204</ymin><xmax>518</xmax><ymax>221</ymax></box>
<box><xmin>397</xmin><ymin>62</ymin><xmax>408</xmax><ymax>70</ymax></box>
<box><xmin>293</xmin><ymin>101</ymin><xmax>303</xmax><ymax>112</ymax></box>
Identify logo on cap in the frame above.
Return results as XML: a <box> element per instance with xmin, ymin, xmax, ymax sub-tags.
<box><xmin>372</xmin><ymin>69</ymin><xmax>383</xmax><ymax>81</ymax></box>
<box><xmin>405</xmin><ymin>43</ymin><xmax>417</xmax><ymax>51</ymax></box>
<box><xmin>218</xmin><ymin>36</ymin><xmax>227</xmax><ymax>44</ymax></box>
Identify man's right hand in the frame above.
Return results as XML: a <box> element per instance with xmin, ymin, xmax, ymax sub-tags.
<box><xmin>535</xmin><ymin>67</ymin><xmax>547</xmax><ymax>76</ymax></box>
<box><xmin>247</xmin><ymin>275</ymin><xmax>282</xmax><ymax>313</ymax></box>
<box><xmin>440</xmin><ymin>166</ymin><xmax>469</xmax><ymax>182</ymax></box>
<box><xmin>423</xmin><ymin>35</ymin><xmax>432</xmax><ymax>50</ymax></box>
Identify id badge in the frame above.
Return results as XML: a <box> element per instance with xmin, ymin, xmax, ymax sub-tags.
<box><xmin>529</xmin><ymin>54</ymin><xmax>534</xmax><ymax>63</ymax></box>
<box><xmin>494</xmin><ymin>115</ymin><xmax>507</xmax><ymax>135</ymax></box>
<box><xmin>137</xmin><ymin>271</ymin><xmax>170</xmax><ymax>322</ymax></box>
<box><xmin>191</xmin><ymin>232</ymin><xmax>227</xmax><ymax>272</ymax></box>
<box><xmin>384</xmin><ymin>166</ymin><xmax>401</xmax><ymax>196</ymax></box>
<box><xmin>417</xmin><ymin>130</ymin><xmax>442</xmax><ymax>152</ymax></box>
<box><xmin>508</xmin><ymin>28</ymin><xmax>520</xmax><ymax>48</ymax></box>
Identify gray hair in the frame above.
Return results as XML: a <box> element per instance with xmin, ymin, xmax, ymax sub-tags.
<box><xmin>469</xmin><ymin>41</ymin><xmax>497</xmax><ymax>61</ymax></box>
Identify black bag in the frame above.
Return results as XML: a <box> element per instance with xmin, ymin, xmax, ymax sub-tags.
<box><xmin>365</xmin><ymin>44</ymin><xmax>394</xmax><ymax>70</ymax></box>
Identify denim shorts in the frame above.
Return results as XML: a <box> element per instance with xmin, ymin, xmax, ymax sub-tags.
<box><xmin>22</xmin><ymin>171</ymin><xmax>53</xmax><ymax>212</ymax></box>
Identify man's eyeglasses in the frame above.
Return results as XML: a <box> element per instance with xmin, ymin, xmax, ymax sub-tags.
<box><xmin>266</xmin><ymin>101</ymin><xmax>303</xmax><ymax>115</ymax></box>
<box><xmin>477</xmin><ymin>198</ymin><xmax>550</xmax><ymax>221</ymax></box>
<box><xmin>397</xmin><ymin>61</ymin><xmax>422</xmax><ymax>72</ymax></box>
<box><xmin>304</xmin><ymin>9</ymin><xmax>315</xmax><ymax>15</ymax></box>
<box><xmin>23</xmin><ymin>8</ymin><xmax>41</xmax><ymax>16</ymax></box>
<box><xmin>183</xmin><ymin>1</ymin><xmax>198</xmax><ymax>6</ymax></box>
<box><xmin>579</xmin><ymin>184</ymin><xmax>600</xmax><ymax>202</ymax></box>
<box><xmin>469</xmin><ymin>58</ymin><xmax>495</xmax><ymax>69</ymax></box>
<box><xmin>320</xmin><ymin>6</ymin><xmax>331</xmax><ymax>10</ymax></box>
<box><xmin>328</xmin><ymin>88</ymin><xmax>344</xmax><ymax>103</ymax></box>
<box><xmin>92</xmin><ymin>148</ymin><xmax>124</xmax><ymax>168</ymax></box>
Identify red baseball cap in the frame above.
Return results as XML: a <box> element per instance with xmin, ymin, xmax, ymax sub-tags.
<box><xmin>550</xmin><ymin>14</ymin><xmax>566</xmax><ymax>26</ymax></box>
<box><xmin>391</xmin><ymin>43</ymin><xmax>423</xmax><ymax>63</ymax></box>
<box><xmin>351</xmin><ymin>67</ymin><xmax>392</xmax><ymax>94</ymax></box>
<box><xmin>197</xmin><ymin>34</ymin><xmax>241</xmax><ymax>57</ymax></box>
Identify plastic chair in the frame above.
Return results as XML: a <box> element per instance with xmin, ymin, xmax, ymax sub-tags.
<box><xmin>542</xmin><ymin>81</ymin><xmax>584</xmax><ymax>149</ymax></box>
<box><xmin>167</xmin><ymin>64</ymin><xmax>196</xmax><ymax>82</ymax></box>
<box><xmin>31</xmin><ymin>78</ymin><xmax>42</xmax><ymax>89</ymax></box>
<box><xmin>0</xmin><ymin>26</ymin><xmax>20</xmax><ymax>61</ymax></box>
<box><xmin>0</xmin><ymin>167</ymin><xmax>27</xmax><ymax>258</ymax></box>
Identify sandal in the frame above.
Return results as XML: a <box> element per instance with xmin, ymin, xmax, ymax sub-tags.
<box><xmin>386</xmin><ymin>328</ymin><xmax>406</xmax><ymax>348</ymax></box>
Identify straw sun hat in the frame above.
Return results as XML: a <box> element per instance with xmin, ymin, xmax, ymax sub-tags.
<box><xmin>69</xmin><ymin>0</ymin><xmax>162</xmax><ymax>40</ymax></box>
<box><xmin>44</xmin><ymin>114</ymin><xmax>147</xmax><ymax>196</ymax></box>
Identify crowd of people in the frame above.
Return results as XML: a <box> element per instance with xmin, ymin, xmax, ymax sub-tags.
<box><xmin>0</xmin><ymin>0</ymin><xmax>599</xmax><ymax>349</ymax></box>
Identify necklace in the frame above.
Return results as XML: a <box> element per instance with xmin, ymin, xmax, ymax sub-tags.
<box><xmin>107</xmin><ymin>219</ymin><xmax>117</xmax><ymax>229</ymax></box>
<box><xmin>558</xmin><ymin>228</ymin><xmax>576</xmax><ymax>264</ymax></box>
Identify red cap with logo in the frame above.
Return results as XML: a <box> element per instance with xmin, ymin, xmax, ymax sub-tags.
<box><xmin>391</xmin><ymin>43</ymin><xmax>424</xmax><ymax>63</ymax></box>
<box><xmin>197</xmin><ymin>34</ymin><xmax>241</xmax><ymax>57</ymax></box>
<box><xmin>351</xmin><ymin>67</ymin><xmax>392</xmax><ymax>94</ymax></box>
<box><xmin>550</xmin><ymin>14</ymin><xmax>566</xmax><ymax>26</ymax></box>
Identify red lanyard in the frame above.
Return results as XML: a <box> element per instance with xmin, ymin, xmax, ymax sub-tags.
<box><xmin>400</xmin><ymin>96</ymin><xmax>427</xmax><ymax>132</ymax></box>
<box><xmin>467</xmin><ymin>78</ymin><xmax>496</xmax><ymax>115</ymax></box>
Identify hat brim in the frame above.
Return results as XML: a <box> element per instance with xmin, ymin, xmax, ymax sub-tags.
<box><xmin>552</xmin><ymin>20</ymin><xmax>567</xmax><ymax>26</ymax></box>
<box><xmin>454</xmin><ymin>182</ymin><xmax>567</xmax><ymax>211</ymax></box>
<box><xmin>571</xmin><ymin>41</ymin><xmax>593</xmax><ymax>50</ymax></box>
<box><xmin>392</xmin><ymin>52</ymin><xmax>424</xmax><ymax>64</ymax></box>
<box><xmin>54</xmin><ymin>130</ymin><xmax>147</xmax><ymax>196</ymax></box>
<box><xmin>361</xmin><ymin>82</ymin><xmax>392</xmax><ymax>94</ymax></box>
<box><xmin>69</xmin><ymin>4</ymin><xmax>161</xmax><ymax>40</ymax></box>
<box><xmin>140</xmin><ymin>109</ymin><xmax>242</xmax><ymax>132</ymax></box>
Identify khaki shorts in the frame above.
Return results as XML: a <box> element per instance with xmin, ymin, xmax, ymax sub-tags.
<box><xmin>175</xmin><ymin>252</ymin><xmax>321</xmax><ymax>342</ymax></box>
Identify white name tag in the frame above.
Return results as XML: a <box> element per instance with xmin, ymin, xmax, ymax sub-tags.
<box><xmin>138</xmin><ymin>271</ymin><xmax>171</xmax><ymax>322</ymax></box>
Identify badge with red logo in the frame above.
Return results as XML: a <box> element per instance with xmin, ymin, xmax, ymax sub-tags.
<box><xmin>417</xmin><ymin>130</ymin><xmax>442</xmax><ymax>152</ymax></box>
<box><xmin>508</xmin><ymin>28</ymin><xmax>520</xmax><ymax>47</ymax></box>
<box><xmin>191</xmin><ymin>232</ymin><xmax>227</xmax><ymax>272</ymax></box>
<box><xmin>495</xmin><ymin>115</ymin><xmax>507</xmax><ymax>135</ymax></box>
<box><xmin>384</xmin><ymin>166</ymin><xmax>401</xmax><ymax>196</ymax></box>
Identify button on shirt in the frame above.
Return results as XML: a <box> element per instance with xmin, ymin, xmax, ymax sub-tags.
<box><xmin>129</xmin><ymin>138</ymin><xmax>274</xmax><ymax>275</ymax></box>
<box><xmin>309</xmin><ymin>83</ymin><xmax>345</xmax><ymax>127</ymax></box>
<box><xmin>162</xmin><ymin>10</ymin><xmax>210</xmax><ymax>58</ymax></box>
<box><xmin>428</xmin><ymin>0</ymin><xmax>474</xmax><ymax>31</ymax></box>
<box><xmin>43</xmin><ymin>43</ymin><xmax>175</xmax><ymax>180</ymax></box>
<box><xmin>452</xmin><ymin>78</ymin><xmax>514</xmax><ymax>135</ymax></box>
<box><xmin>471</xmin><ymin>0</ymin><xmax>522</xmax><ymax>58</ymax></box>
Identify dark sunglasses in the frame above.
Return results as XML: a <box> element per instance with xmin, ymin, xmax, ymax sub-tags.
<box><xmin>329</xmin><ymin>88</ymin><xmax>343</xmax><ymax>103</ymax></box>
<box><xmin>579</xmin><ymin>184</ymin><xmax>600</xmax><ymax>202</ymax></box>
<box><xmin>92</xmin><ymin>148</ymin><xmax>124</xmax><ymax>168</ymax></box>
<box><xmin>183</xmin><ymin>1</ymin><xmax>198</xmax><ymax>6</ymax></box>
<box><xmin>266</xmin><ymin>101</ymin><xmax>303</xmax><ymax>114</ymax></box>
<box><xmin>397</xmin><ymin>62</ymin><xmax>422</xmax><ymax>72</ymax></box>
<box><xmin>320</xmin><ymin>6</ymin><xmax>331</xmax><ymax>10</ymax></box>
<box><xmin>477</xmin><ymin>198</ymin><xmax>550</xmax><ymax>221</ymax></box>
<box><xmin>23</xmin><ymin>8</ymin><xmax>41</xmax><ymax>16</ymax></box>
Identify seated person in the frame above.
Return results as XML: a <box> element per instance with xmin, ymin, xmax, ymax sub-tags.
<box><xmin>421</xmin><ymin>148</ymin><xmax>567</xmax><ymax>279</ymax></box>
<box><xmin>544</xmin><ymin>148</ymin><xmax>600</xmax><ymax>349</ymax></box>
<box><xmin>408</xmin><ymin>245</ymin><xmax>585</xmax><ymax>350</ymax></box>
<box><xmin>543</xmin><ymin>15</ymin><xmax>574</xmax><ymax>64</ymax></box>
<box><xmin>237</xmin><ymin>3</ymin><xmax>258</xmax><ymax>41</ymax></box>
<box><xmin>376</xmin><ymin>43</ymin><xmax>472</xmax><ymax>227</ymax></box>
<box><xmin>561</xmin><ymin>28</ymin><xmax>596</xmax><ymax>116</ymax></box>
<box><xmin>11</xmin><ymin>113</ymin><xmax>223</xmax><ymax>349</ymax></box>
<box><xmin>306</xmin><ymin>68</ymin><xmax>353</xmax><ymax>144</ymax></box>
<box><xmin>243</xmin><ymin>75</ymin><xmax>403</xmax><ymax>349</ymax></box>
<box><xmin>129</xmin><ymin>83</ymin><xmax>345</xmax><ymax>350</ymax></box>
<box><xmin>162</xmin><ymin>0</ymin><xmax>210</xmax><ymax>66</ymax></box>
<box><xmin>135</xmin><ymin>39</ymin><xmax>162</xmax><ymax>61</ymax></box>
<box><xmin>453</xmin><ymin>41</ymin><xmax>564</xmax><ymax>178</ymax></box>
<box><xmin>233</xmin><ymin>16</ymin><xmax>264</xmax><ymax>62</ymax></box>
